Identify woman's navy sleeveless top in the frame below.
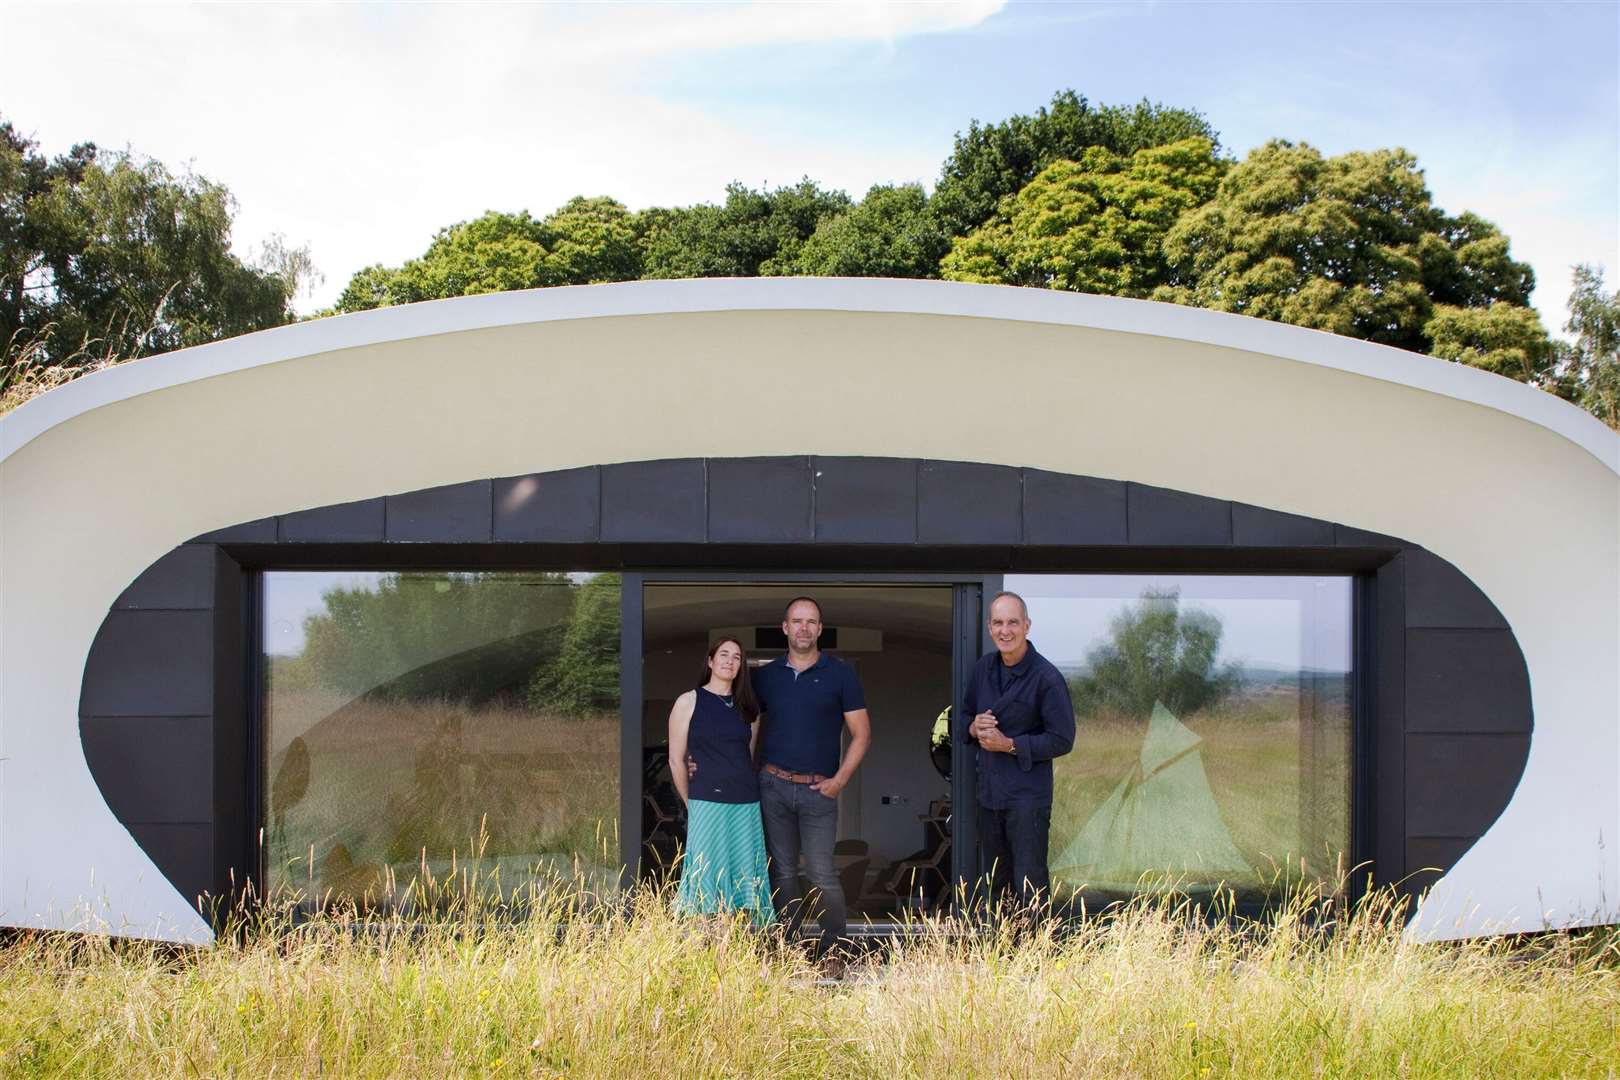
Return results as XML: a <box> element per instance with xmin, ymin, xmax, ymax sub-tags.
<box><xmin>686</xmin><ymin>686</ymin><xmax>760</xmax><ymax>804</ymax></box>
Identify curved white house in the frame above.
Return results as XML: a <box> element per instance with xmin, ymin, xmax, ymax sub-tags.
<box><xmin>1</xmin><ymin>278</ymin><xmax>1615</xmax><ymax>943</ymax></box>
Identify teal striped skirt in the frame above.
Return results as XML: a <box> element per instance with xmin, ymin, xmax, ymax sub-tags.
<box><xmin>674</xmin><ymin>799</ymin><xmax>775</xmax><ymax>927</ymax></box>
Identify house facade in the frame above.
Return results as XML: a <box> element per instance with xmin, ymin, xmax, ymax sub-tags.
<box><xmin>2</xmin><ymin>278</ymin><xmax>1614</xmax><ymax>942</ymax></box>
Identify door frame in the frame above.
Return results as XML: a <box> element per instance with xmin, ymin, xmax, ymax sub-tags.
<box><xmin>618</xmin><ymin>570</ymin><xmax>1000</xmax><ymax>908</ymax></box>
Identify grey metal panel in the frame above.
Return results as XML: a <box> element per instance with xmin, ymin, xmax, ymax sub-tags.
<box><xmin>1404</xmin><ymin>548</ymin><xmax>1510</xmax><ymax>629</ymax></box>
<box><xmin>1335</xmin><ymin>524</ymin><xmax>1405</xmax><ymax>548</ymax></box>
<box><xmin>1405</xmin><ymin>629</ymin><xmax>1533</xmax><ymax>733</ymax></box>
<box><xmin>708</xmin><ymin>456</ymin><xmax>813</xmax><ymax>542</ymax></box>
<box><xmin>1406</xmin><ymin>836</ymin><xmax>1476</xmax><ymax>873</ymax></box>
<box><xmin>1374</xmin><ymin>554</ymin><xmax>1407</xmax><ymax>881</ymax></box>
<box><xmin>1404</xmin><ymin>733</ymin><xmax>1530</xmax><ymax>838</ymax></box>
<box><xmin>127</xmin><ymin>823</ymin><xmax>214</xmax><ymax>909</ymax></box>
<box><xmin>80</xmin><ymin>610</ymin><xmax>213</xmax><ymax>717</ymax></box>
<box><xmin>918</xmin><ymin>461</ymin><xmax>1021</xmax><ymax>544</ymax></box>
<box><xmin>386</xmin><ymin>480</ymin><xmax>493</xmax><ymax>543</ymax></box>
<box><xmin>601</xmin><ymin>459</ymin><xmax>706</xmax><ymax>542</ymax></box>
<box><xmin>1126</xmin><ymin>482</ymin><xmax>1232</xmax><ymax>545</ymax></box>
<box><xmin>813</xmin><ymin>456</ymin><xmax>917</xmax><ymax>543</ymax></box>
<box><xmin>1404</xmin><ymin>836</ymin><xmax>1477</xmax><ymax>896</ymax></box>
<box><xmin>191</xmin><ymin>517</ymin><xmax>277</xmax><ymax>544</ymax></box>
<box><xmin>80</xmin><ymin>716</ymin><xmax>214</xmax><ymax>823</ymax></box>
<box><xmin>211</xmin><ymin>549</ymin><xmax>248</xmax><ymax>896</ymax></box>
<box><xmin>112</xmin><ymin>545</ymin><xmax>216</xmax><ymax>610</ymax></box>
<box><xmin>1232</xmin><ymin>503</ymin><xmax>1335</xmax><ymax>547</ymax></box>
<box><xmin>494</xmin><ymin>466</ymin><xmax>599</xmax><ymax>542</ymax></box>
<box><xmin>1022</xmin><ymin>470</ymin><xmax>1127</xmax><ymax>545</ymax></box>
<box><xmin>278</xmin><ymin>497</ymin><xmax>386</xmax><ymax>543</ymax></box>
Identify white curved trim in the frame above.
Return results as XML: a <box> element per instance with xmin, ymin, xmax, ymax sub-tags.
<box><xmin>5</xmin><ymin>278</ymin><xmax>1617</xmax><ymax>474</ymax></box>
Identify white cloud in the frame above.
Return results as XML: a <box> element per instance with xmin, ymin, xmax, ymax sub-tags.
<box><xmin>4</xmin><ymin>2</ymin><xmax>1003</xmax><ymax>310</ymax></box>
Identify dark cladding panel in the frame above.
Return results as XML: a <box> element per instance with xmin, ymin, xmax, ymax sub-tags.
<box><xmin>495</xmin><ymin>466</ymin><xmax>599</xmax><ymax>542</ymax></box>
<box><xmin>1403</xmin><ymin>836</ymin><xmax>1478</xmax><ymax>896</ymax></box>
<box><xmin>601</xmin><ymin>459</ymin><xmax>706</xmax><ymax>542</ymax></box>
<box><xmin>278</xmin><ymin>498</ymin><xmax>385</xmax><ymax>543</ymax></box>
<box><xmin>1127</xmin><ymin>483</ymin><xmax>1232</xmax><ymax>545</ymax></box>
<box><xmin>113</xmin><ymin>545</ymin><xmax>217</xmax><ymax>610</ymax></box>
<box><xmin>127</xmin><ymin>823</ymin><xmax>215</xmax><ymax>910</ymax></box>
<box><xmin>1334</xmin><ymin>524</ymin><xmax>1405</xmax><ymax>549</ymax></box>
<box><xmin>80</xmin><ymin>716</ymin><xmax>214</xmax><ymax>823</ymax></box>
<box><xmin>1373</xmin><ymin>553</ymin><xmax>1407</xmax><ymax>880</ymax></box>
<box><xmin>1404</xmin><ymin>548</ymin><xmax>1509</xmax><ymax>629</ymax></box>
<box><xmin>1233</xmin><ymin>503</ymin><xmax>1335</xmax><ymax>547</ymax></box>
<box><xmin>80</xmin><ymin>611</ymin><xmax>214</xmax><ymax>717</ymax></box>
<box><xmin>386</xmin><ymin>480</ymin><xmax>492</xmax><ymax>542</ymax></box>
<box><xmin>191</xmin><ymin>517</ymin><xmax>277</xmax><ymax>544</ymax></box>
<box><xmin>1022</xmin><ymin>471</ymin><xmax>1127</xmax><ymax>545</ymax></box>
<box><xmin>708</xmin><ymin>457</ymin><xmax>813</xmax><ymax>542</ymax></box>
<box><xmin>212</xmin><ymin>548</ymin><xmax>247</xmax><ymax>894</ymax></box>
<box><xmin>1406</xmin><ymin>628</ymin><xmax>1532</xmax><ymax>733</ymax></box>
<box><xmin>1405</xmin><ymin>733</ymin><xmax>1530</xmax><ymax>838</ymax></box>
<box><xmin>813</xmin><ymin>457</ymin><xmax>917</xmax><ymax>543</ymax></box>
<box><xmin>918</xmin><ymin>461</ymin><xmax>1021</xmax><ymax>544</ymax></box>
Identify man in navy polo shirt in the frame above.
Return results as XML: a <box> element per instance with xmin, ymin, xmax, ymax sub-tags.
<box><xmin>964</xmin><ymin>590</ymin><xmax>1076</xmax><ymax>911</ymax></box>
<box><xmin>753</xmin><ymin>596</ymin><xmax>871</xmax><ymax>960</ymax></box>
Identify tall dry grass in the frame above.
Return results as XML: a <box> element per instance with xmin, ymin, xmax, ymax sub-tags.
<box><xmin>2</xmin><ymin>879</ymin><xmax>1615</xmax><ymax>1078</ymax></box>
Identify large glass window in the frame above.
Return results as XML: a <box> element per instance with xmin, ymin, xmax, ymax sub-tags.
<box><xmin>261</xmin><ymin>571</ymin><xmax>620</xmax><ymax>911</ymax></box>
<box><xmin>1004</xmin><ymin>574</ymin><xmax>1354</xmax><ymax>906</ymax></box>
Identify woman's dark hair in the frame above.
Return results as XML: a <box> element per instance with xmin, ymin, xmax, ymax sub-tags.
<box><xmin>703</xmin><ymin>636</ymin><xmax>760</xmax><ymax>723</ymax></box>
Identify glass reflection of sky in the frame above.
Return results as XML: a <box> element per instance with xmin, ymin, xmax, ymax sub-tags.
<box><xmin>1004</xmin><ymin>575</ymin><xmax>1353</xmax><ymax>674</ymax></box>
<box><xmin>264</xmin><ymin>570</ymin><xmax>606</xmax><ymax>656</ymax></box>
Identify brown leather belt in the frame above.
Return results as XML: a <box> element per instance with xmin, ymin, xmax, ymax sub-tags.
<box><xmin>762</xmin><ymin>762</ymin><xmax>829</xmax><ymax>785</ymax></box>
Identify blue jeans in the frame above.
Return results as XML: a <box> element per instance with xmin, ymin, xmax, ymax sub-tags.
<box><xmin>977</xmin><ymin>801</ymin><xmax>1052</xmax><ymax>910</ymax></box>
<box><xmin>758</xmin><ymin>768</ymin><xmax>846</xmax><ymax>956</ymax></box>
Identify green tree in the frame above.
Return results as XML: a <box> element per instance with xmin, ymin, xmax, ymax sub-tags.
<box><xmin>333</xmin><ymin>197</ymin><xmax>640</xmax><ymax>313</ymax></box>
<box><xmin>933</xmin><ymin>90</ymin><xmax>1219</xmax><ymax>238</ymax></box>
<box><xmin>785</xmin><ymin>183</ymin><xmax>952</xmax><ymax>278</ymax></box>
<box><xmin>1548</xmin><ymin>265</ymin><xmax>1620</xmax><ymax>430</ymax></box>
<box><xmin>941</xmin><ymin>137</ymin><xmax>1224</xmax><ymax>296</ymax></box>
<box><xmin>527</xmin><ymin>573</ymin><xmax>622</xmax><ymax>717</ymax></box>
<box><xmin>1157</xmin><ymin>140</ymin><xmax>1542</xmax><ymax>358</ymax></box>
<box><xmin>1425</xmin><ymin>301</ymin><xmax>1555</xmax><ymax>384</ymax></box>
<box><xmin>1</xmin><ymin>116</ymin><xmax>303</xmax><ymax>370</ymax></box>
<box><xmin>640</xmin><ymin>178</ymin><xmax>851</xmax><ymax>279</ymax></box>
<box><xmin>300</xmin><ymin>572</ymin><xmax>575</xmax><ymax>700</ymax></box>
<box><xmin>1071</xmin><ymin>589</ymin><xmax>1241</xmax><ymax>719</ymax></box>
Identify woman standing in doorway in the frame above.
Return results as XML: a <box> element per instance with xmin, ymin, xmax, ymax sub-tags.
<box><xmin>667</xmin><ymin>637</ymin><xmax>774</xmax><ymax>926</ymax></box>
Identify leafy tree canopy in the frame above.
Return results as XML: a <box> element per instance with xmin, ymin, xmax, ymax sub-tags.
<box><xmin>1548</xmin><ymin>265</ymin><xmax>1620</xmax><ymax>429</ymax></box>
<box><xmin>1</xmin><ymin>116</ymin><xmax>304</xmax><ymax>369</ymax></box>
<box><xmin>1157</xmin><ymin>140</ymin><xmax>1545</xmax><ymax>359</ymax></box>
<box><xmin>932</xmin><ymin>90</ymin><xmax>1219</xmax><ymax>238</ymax></box>
<box><xmin>785</xmin><ymin>183</ymin><xmax>951</xmax><ymax>279</ymax></box>
<box><xmin>640</xmin><ymin>178</ymin><xmax>851</xmax><ymax>280</ymax></box>
<box><xmin>333</xmin><ymin>197</ymin><xmax>640</xmax><ymax>312</ymax></box>
<box><xmin>1071</xmin><ymin>588</ymin><xmax>1241</xmax><ymax>719</ymax></box>
<box><xmin>941</xmin><ymin>137</ymin><xmax>1224</xmax><ymax>297</ymax></box>
<box><xmin>1425</xmin><ymin>301</ymin><xmax>1556</xmax><ymax>384</ymax></box>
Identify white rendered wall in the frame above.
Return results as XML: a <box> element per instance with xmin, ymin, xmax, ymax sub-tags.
<box><xmin>1</xmin><ymin>279</ymin><xmax>1616</xmax><ymax>941</ymax></box>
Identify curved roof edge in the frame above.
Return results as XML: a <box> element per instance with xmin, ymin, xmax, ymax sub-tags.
<box><xmin>4</xmin><ymin>278</ymin><xmax>1617</xmax><ymax>475</ymax></box>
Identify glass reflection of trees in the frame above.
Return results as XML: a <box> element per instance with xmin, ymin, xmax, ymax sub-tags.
<box><xmin>1037</xmin><ymin>583</ymin><xmax>1352</xmax><ymax>907</ymax></box>
<box><xmin>264</xmin><ymin>572</ymin><xmax>622</xmax><ymax>912</ymax></box>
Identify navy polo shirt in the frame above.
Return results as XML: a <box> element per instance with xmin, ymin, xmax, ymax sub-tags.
<box><xmin>755</xmin><ymin>652</ymin><xmax>866</xmax><ymax>777</ymax></box>
<box><xmin>961</xmin><ymin>641</ymin><xmax>1076</xmax><ymax>809</ymax></box>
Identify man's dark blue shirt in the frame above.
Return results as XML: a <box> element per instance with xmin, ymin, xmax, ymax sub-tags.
<box><xmin>961</xmin><ymin>641</ymin><xmax>1076</xmax><ymax>809</ymax></box>
<box><xmin>755</xmin><ymin>652</ymin><xmax>866</xmax><ymax>778</ymax></box>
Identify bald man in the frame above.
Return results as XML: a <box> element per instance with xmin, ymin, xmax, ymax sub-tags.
<box><xmin>963</xmin><ymin>589</ymin><xmax>1076</xmax><ymax>911</ymax></box>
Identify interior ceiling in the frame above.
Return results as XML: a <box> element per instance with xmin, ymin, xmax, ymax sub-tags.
<box><xmin>643</xmin><ymin>584</ymin><xmax>952</xmax><ymax>645</ymax></box>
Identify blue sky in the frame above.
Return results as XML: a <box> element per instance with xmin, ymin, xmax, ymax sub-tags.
<box><xmin>4</xmin><ymin>1</ymin><xmax>1615</xmax><ymax>330</ymax></box>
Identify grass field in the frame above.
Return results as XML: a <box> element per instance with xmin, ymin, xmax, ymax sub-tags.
<box><xmin>3</xmin><ymin>882</ymin><xmax>1615</xmax><ymax>1078</ymax></box>
<box><xmin>266</xmin><ymin>693</ymin><xmax>619</xmax><ymax>908</ymax></box>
